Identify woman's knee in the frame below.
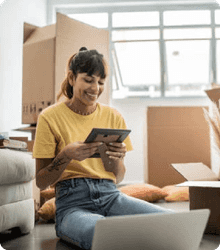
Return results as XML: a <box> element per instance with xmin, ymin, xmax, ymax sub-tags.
<box><xmin>108</xmin><ymin>193</ymin><xmax>175</xmax><ymax>216</ymax></box>
<box><xmin>57</xmin><ymin>210</ymin><xmax>104</xmax><ymax>249</ymax></box>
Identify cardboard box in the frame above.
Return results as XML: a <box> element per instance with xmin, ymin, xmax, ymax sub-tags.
<box><xmin>14</xmin><ymin>125</ymin><xmax>36</xmax><ymax>140</ymax></box>
<box><xmin>168</xmin><ymin>88</ymin><xmax>220</xmax><ymax>234</ymax></box>
<box><xmin>22</xmin><ymin>13</ymin><xmax>110</xmax><ymax>124</ymax></box>
<box><xmin>205</xmin><ymin>88</ymin><xmax>220</xmax><ymax>108</ymax></box>
<box><xmin>172</xmin><ymin>162</ymin><xmax>220</xmax><ymax>234</ymax></box>
<box><xmin>146</xmin><ymin>107</ymin><xmax>211</xmax><ymax>188</ymax></box>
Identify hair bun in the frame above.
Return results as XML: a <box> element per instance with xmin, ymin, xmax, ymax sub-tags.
<box><xmin>79</xmin><ymin>47</ymin><xmax>88</xmax><ymax>52</ymax></box>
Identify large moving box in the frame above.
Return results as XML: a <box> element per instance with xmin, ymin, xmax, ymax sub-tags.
<box><xmin>22</xmin><ymin>13</ymin><xmax>109</xmax><ymax>124</ymax></box>
<box><xmin>172</xmin><ymin>162</ymin><xmax>220</xmax><ymax>234</ymax></box>
<box><xmin>146</xmin><ymin>106</ymin><xmax>211</xmax><ymax>187</ymax></box>
<box><xmin>169</xmin><ymin>88</ymin><xmax>220</xmax><ymax>235</ymax></box>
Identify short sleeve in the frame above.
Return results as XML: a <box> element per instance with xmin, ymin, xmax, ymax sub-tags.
<box><xmin>32</xmin><ymin>114</ymin><xmax>57</xmax><ymax>158</ymax></box>
<box><xmin>115</xmin><ymin>112</ymin><xmax>133</xmax><ymax>152</ymax></box>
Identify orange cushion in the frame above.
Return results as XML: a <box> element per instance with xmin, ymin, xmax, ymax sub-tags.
<box><xmin>162</xmin><ymin>185</ymin><xmax>189</xmax><ymax>202</ymax></box>
<box><xmin>119</xmin><ymin>184</ymin><xmax>168</xmax><ymax>202</ymax></box>
<box><xmin>38</xmin><ymin>197</ymin><xmax>56</xmax><ymax>221</ymax></box>
<box><xmin>40</xmin><ymin>188</ymin><xmax>55</xmax><ymax>200</ymax></box>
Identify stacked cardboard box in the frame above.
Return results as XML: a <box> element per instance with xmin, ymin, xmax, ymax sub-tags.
<box><xmin>146</xmin><ymin>106</ymin><xmax>211</xmax><ymax>188</ymax></box>
<box><xmin>22</xmin><ymin>12</ymin><xmax>110</xmax><ymax>125</ymax></box>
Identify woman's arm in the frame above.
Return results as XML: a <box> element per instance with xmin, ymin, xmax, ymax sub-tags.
<box><xmin>36</xmin><ymin>151</ymin><xmax>72</xmax><ymax>190</ymax></box>
<box><xmin>36</xmin><ymin>141</ymin><xmax>103</xmax><ymax>190</ymax></box>
<box><xmin>111</xmin><ymin>159</ymin><xmax>126</xmax><ymax>184</ymax></box>
<box><xmin>99</xmin><ymin>142</ymin><xmax>127</xmax><ymax>184</ymax></box>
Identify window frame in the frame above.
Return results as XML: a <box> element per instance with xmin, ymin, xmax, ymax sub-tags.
<box><xmin>48</xmin><ymin>1</ymin><xmax>220</xmax><ymax>99</ymax></box>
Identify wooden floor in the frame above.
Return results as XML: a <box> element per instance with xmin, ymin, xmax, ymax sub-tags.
<box><xmin>1</xmin><ymin>202</ymin><xmax>220</xmax><ymax>250</ymax></box>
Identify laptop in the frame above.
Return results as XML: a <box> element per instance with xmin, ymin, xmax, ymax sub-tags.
<box><xmin>92</xmin><ymin>209</ymin><xmax>210</xmax><ymax>250</ymax></box>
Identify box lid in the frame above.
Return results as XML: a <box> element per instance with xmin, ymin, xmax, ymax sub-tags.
<box><xmin>177</xmin><ymin>181</ymin><xmax>220</xmax><ymax>188</ymax></box>
<box><xmin>23</xmin><ymin>23</ymin><xmax>38</xmax><ymax>43</ymax></box>
<box><xmin>171</xmin><ymin>163</ymin><xmax>219</xmax><ymax>181</ymax></box>
<box><xmin>24</xmin><ymin>23</ymin><xmax>56</xmax><ymax>45</ymax></box>
<box><xmin>205</xmin><ymin>88</ymin><xmax>220</xmax><ymax>107</ymax></box>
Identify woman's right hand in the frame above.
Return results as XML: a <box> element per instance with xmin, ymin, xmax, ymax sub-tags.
<box><xmin>62</xmin><ymin>141</ymin><xmax>103</xmax><ymax>162</ymax></box>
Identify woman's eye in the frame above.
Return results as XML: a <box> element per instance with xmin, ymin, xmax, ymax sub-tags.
<box><xmin>85</xmin><ymin>79</ymin><xmax>92</xmax><ymax>83</ymax></box>
<box><xmin>99</xmin><ymin>82</ymin><xmax>104</xmax><ymax>85</ymax></box>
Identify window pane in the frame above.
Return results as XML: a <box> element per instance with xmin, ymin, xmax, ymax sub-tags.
<box><xmin>217</xmin><ymin>41</ymin><xmax>220</xmax><ymax>85</ymax></box>
<box><xmin>68</xmin><ymin>13</ymin><xmax>108</xmax><ymax>28</ymax></box>
<box><xmin>112</xmin><ymin>29</ymin><xmax>160</xmax><ymax>41</ymax></box>
<box><xmin>114</xmin><ymin>42</ymin><xmax>161</xmax><ymax>86</ymax></box>
<box><xmin>112</xmin><ymin>12</ymin><xmax>159</xmax><ymax>27</ymax></box>
<box><xmin>164</xmin><ymin>10</ymin><xmax>211</xmax><ymax>26</ymax></box>
<box><xmin>215</xmin><ymin>10</ymin><xmax>220</xmax><ymax>24</ymax></box>
<box><xmin>216</xmin><ymin>28</ymin><xmax>220</xmax><ymax>39</ymax></box>
<box><xmin>165</xmin><ymin>40</ymin><xmax>210</xmax><ymax>96</ymax></box>
<box><xmin>164</xmin><ymin>28</ymin><xmax>212</xmax><ymax>40</ymax></box>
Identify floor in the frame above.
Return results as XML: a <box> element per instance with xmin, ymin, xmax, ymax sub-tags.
<box><xmin>1</xmin><ymin>201</ymin><xmax>220</xmax><ymax>250</ymax></box>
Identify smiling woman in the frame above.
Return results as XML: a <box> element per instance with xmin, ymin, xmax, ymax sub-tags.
<box><xmin>32</xmin><ymin>47</ymin><xmax>173</xmax><ymax>250</ymax></box>
<box><xmin>57</xmin><ymin>47</ymin><xmax>107</xmax><ymax>115</ymax></box>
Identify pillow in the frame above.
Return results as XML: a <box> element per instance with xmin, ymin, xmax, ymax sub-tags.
<box><xmin>118</xmin><ymin>184</ymin><xmax>168</xmax><ymax>202</ymax></box>
<box><xmin>40</xmin><ymin>187</ymin><xmax>55</xmax><ymax>200</ymax></box>
<box><xmin>38</xmin><ymin>197</ymin><xmax>56</xmax><ymax>221</ymax></box>
<box><xmin>162</xmin><ymin>185</ymin><xmax>189</xmax><ymax>202</ymax></box>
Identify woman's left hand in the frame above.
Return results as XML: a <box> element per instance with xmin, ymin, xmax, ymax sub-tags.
<box><xmin>105</xmin><ymin>142</ymin><xmax>127</xmax><ymax>161</ymax></box>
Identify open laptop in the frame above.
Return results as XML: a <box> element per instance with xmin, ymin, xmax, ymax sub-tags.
<box><xmin>92</xmin><ymin>209</ymin><xmax>210</xmax><ymax>250</ymax></box>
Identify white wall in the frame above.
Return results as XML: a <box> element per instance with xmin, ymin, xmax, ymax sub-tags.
<box><xmin>0</xmin><ymin>0</ymin><xmax>47</xmax><ymax>138</ymax></box>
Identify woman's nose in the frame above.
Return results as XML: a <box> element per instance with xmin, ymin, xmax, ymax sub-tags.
<box><xmin>91</xmin><ymin>82</ymin><xmax>99</xmax><ymax>93</ymax></box>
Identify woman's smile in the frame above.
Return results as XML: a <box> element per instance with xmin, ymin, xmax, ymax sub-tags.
<box><xmin>85</xmin><ymin>92</ymin><xmax>98</xmax><ymax>99</ymax></box>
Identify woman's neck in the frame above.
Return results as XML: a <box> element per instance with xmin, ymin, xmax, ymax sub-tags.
<box><xmin>65</xmin><ymin>99</ymin><xmax>97</xmax><ymax>116</ymax></box>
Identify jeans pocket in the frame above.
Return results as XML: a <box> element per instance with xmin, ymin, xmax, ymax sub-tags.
<box><xmin>56</xmin><ymin>180</ymin><xmax>71</xmax><ymax>200</ymax></box>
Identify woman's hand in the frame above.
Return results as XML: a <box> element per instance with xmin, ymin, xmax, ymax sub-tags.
<box><xmin>105</xmin><ymin>142</ymin><xmax>127</xmax><ymax>161</ymax></box>
<box><xmin>63</xmin><ymin>141</ymin><xmax>103</xmax><ymax>162</ymax></box>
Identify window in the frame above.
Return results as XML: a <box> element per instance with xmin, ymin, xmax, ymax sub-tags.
<box><xmin>163</xmin><ymin>10</ymin><xmax>211</xmax><ymax>26</ymax></box>
<box><xmin>112</xmin><ymin>11</ymin><xmax>159</xmax><ymax>27</ymax></box>
<box><xmin>217</xmin><ymin>41</ymin><xmax>220</xmax><ymax>84</ymax></box>
<box><xmin>165</xmin><ymin>40</ymin><xmax>210</xmax><ymax>97</ymax></box>
<box><xmin>53</xmin><ymin>2</ymin><xmax>220</xmax><ymax>98</ymax></box>
<box><xmin>68</xmin><ymin>13</ymin><xmax>108</xmax><ymax>28</ymax></box>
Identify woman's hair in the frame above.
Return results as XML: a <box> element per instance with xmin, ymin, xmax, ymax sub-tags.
<box><xmin>57</xmin><ymin>47</ymin><xmax>108</xmax><ymax>101</ymax></box>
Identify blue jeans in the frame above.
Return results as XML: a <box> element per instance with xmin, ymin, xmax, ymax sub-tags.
<box><xmin>55</xmin><ymin>178</ymin><xmax>173</xmax><ymax>250</ymax></box>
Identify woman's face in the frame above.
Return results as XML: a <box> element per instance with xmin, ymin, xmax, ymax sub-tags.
<box><xmin>71</xmin><ymin>72</ymin><xmax>105</xmax><ymax>107</ymax></box>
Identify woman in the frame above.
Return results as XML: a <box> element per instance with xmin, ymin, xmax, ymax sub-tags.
<box><xmin>33</xmin><ymin>47</ymin><xmax>172</xmax><ymax>250</ymax></box>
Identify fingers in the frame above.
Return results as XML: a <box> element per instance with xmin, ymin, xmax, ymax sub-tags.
<box><xmin>83</xmin><ymin>147</ymin><xmax>100</xmax><ymax>157</ymax></box>
<box><xmin>83</xmin><ymin>142</ymin><xmax>103</xmax><ymax>149</ymax></box>
<box><xmin>107</xmin><ymin>142</ymin><xmax>126</xmax><ymax>154</ymax></box>
<box><xmin>106</xmin><ymin>151</ymin><xmax>125</xmax><ymax>160</ymax></box>
<box><xmin>108</xmin><ymin>142</ymin><xmax>126</xmax><ymax>148</ymax></box>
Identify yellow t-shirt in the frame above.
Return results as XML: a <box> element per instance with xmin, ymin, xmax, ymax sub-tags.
<box><xmin>33</xmin><ymin>102</ymin><xmax>133</xmax><ymax>183</ymax></box>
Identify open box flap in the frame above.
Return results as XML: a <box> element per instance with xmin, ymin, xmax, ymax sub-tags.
<box><xmin>205</xmin><ymin>88</ymin><xmax>220</xmax><ymax>106</ymax></box>
<box><xmin>23</xmin><ymin>22</ymin><xmax>38</xmax><ymax>43</ymax></box>
<box><xmin>24</xmin><ymin>23</ymin><xmax>56</xmax><ymax>45</ymax></box>
<box><xmin>171</xmin><ymin>163</ymin><xmax>219</xmax><ymax>181</ymax></box>
<box><xmin>177</xmin><ymin>181</ymin><xmax>220</xmax><ymax>188</ymax></box>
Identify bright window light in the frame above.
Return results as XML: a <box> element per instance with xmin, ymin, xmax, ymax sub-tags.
<box><xmin>114</xmin><ymin>41</ymin><xmax>161</xmax><ymax>86</ymax></box>
<box><xmin>68</xmin><ymin>13</ymin><xmax>108</xmax><ymax>29</ymax></box>
<box><xmin>112</xmin><ymin>12</ymin><xmax>159</xmax><ymax>27</ymax></box>
<box><xmin>165</xmin><ymin>40</ymin><xmax>210</xmax><ymax>85</ymax></box>
<box><xmin>164</xmin><ymin>28</ymin><xmax>212</xmax><ymax>40</ymax></box>
<box><xmin>112</xmin><ymin>29</ymin><xmax>160</xmax><ymax>42</ymax></box>
<box><xmin>216</xmin><ymin>10</ymin><xmax>220</xmax><ymax>24</ymax></box>
<box><xmin>164</xmin><ymin>10</ymin><xmax>211</xmax><ymax>25</ymax></box>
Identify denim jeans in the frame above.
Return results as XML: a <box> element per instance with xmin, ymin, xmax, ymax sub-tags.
<box><xmin>55</xmin><ymin>178</ymin><xmax>174</xmax><ymax>250</ymax></box>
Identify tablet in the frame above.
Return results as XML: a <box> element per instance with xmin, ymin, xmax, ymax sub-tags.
<box><xmin>85</xmin><ymin>128</ymin><xmax>131</xmax><ymax>158</ymax></box>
